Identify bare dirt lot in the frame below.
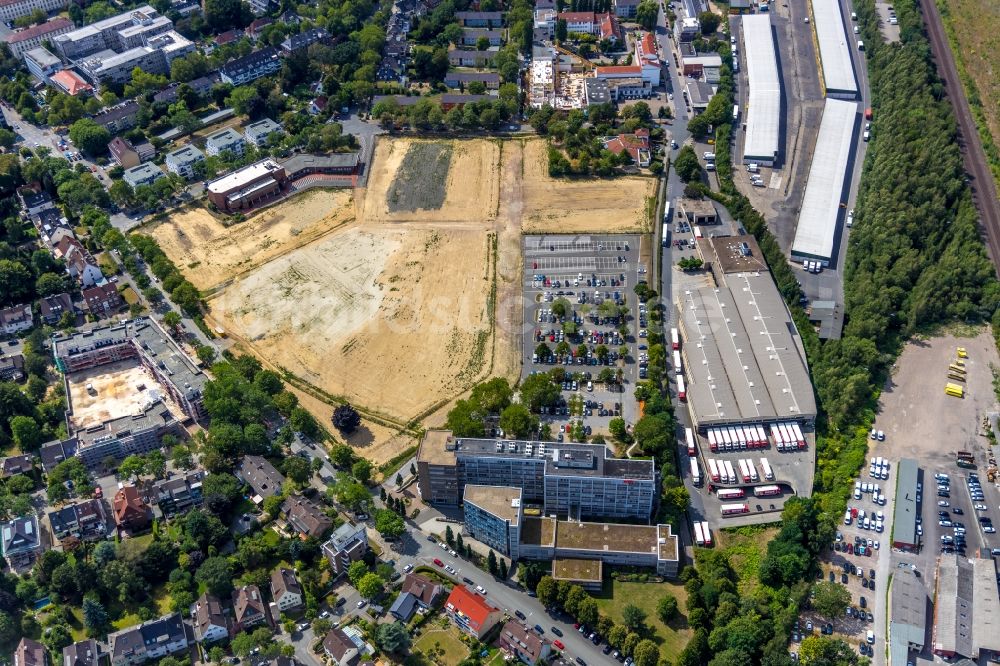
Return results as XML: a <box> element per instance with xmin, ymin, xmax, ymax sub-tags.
<box><xmin>148</xmin><ymin>189</ymin><xmax>355</xmax><ymax>291</ymax></box>
<box><xmin>67</xmin><ymin>360</ymin><xmax>183</xmax><ymax>429</ymax></box>
<box><xmin>518</xmin><ymin>139</ymin><xmax>657</xmax><ymax>234</ymax></box>
<box><xmin>157</xmin><ymin>137</ymin><xmax>653</xmax><ymax>464</ymax></box>
<box><xmin>877</xmin><ymin>327</ymin><xmax>999</xmax><ymax>463</ymax></box>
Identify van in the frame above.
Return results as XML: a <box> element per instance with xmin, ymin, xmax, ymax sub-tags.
<box><xmin>845</xmin><ymin>510</ymin><xmax>852</xmax><ymax>525</ymax></box>
<box><xmin>857</xmin><ymin>40</ymin><xmax>865</xmax><ymax>50</ymax></box>
<box><xmin>705</xmin><ymin>163</ymin><xmax>716</xmax><ymax>171</ymax></box>
<box><xmin>587</xmin><ymin>381</ymin><xmax>593</xmax><ymax>392</ymax></box>
<box><xmin>851</xmin><ymin>11</ymin><xmax>857</xmax><ymax>20</ymax></box>
<box><xmin>853</xmin><ymin>25</ymin><xmax>860</xmax><ymax>34</ymax></box>
<box><xmin>704</xmin><ymin>152</ymin><xmax>716</xmax><ymax>160</ymax></box>
<box><xmin>747</xmin><ymin>163</ymin><xmax>759</xmax><ymax>173</ymax></box>
<box><xmin>863</xmin><ymin>130</ymin><xmax>870</xmax><ymax>141</ymax></box>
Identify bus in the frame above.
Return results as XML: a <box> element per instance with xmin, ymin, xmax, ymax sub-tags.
<box><xmin>724</xmin><ymin>460</ymin><xmax>737</xmax><ymax>484</ymax></box>
<box><xmin>671</xmin><ymin>328</ymin><xmax>680</xmax><ymax>350</ymax></box>
<box><xmin>948</xmin><ymin>372</ymin><xmax>966</xmax><ymax>382</ymax></box>
<box><xmin>685</xmin><ymin>427</ymin><xmax>696</xmax><ymax>456</ymax></box>
<box><xmin>748</xmin><ymin>460</ymin><xmax>759</xmax><ymax>482</ymax></box>
<box><xmin>738</xmin><ymin>459</ymin><xmax>750</xmax><ymax>483</ymax></box>
<box><xmin>721</xmin><ymin>502</ymin><xmax>750</xmax><ymax>516</ymax></box>
<box><xmin>948</xmin><ymin>364</ymin><xmax>966</xmax><ymax>375</ymax></box>
<box><xmin>733</xmin><ymin>104</ymin><xmax>740</xmax><ymax>122</ymax></box>
<box><xmin>690</xmin><ymin>457</ymin><xmax>701</xmax><ymax>486</ymax></box>
<box><xmin>699</xmin><ymin>521</ymin><xmax>712</xmax><ymax>546</ymax></box>
<box><xmin>708</xmin><ymin>458</ymin><xmax>721</xmax><ymax>482</ymax></box>
<box><xmin>717</xmin><ymin>488</ymin><xmax>746</xmax><ymax>500</ymax></box>
<box><xmin>753</xmin><ymin>485</ymin><xmax>782</xmax><ymax>497</ymax></box>
<box><xmin>946</xmin><ymin>383</ymin><xmax>964</xmax><ymax>398</ymax></box>
<box><xmin>662</xmin><ymin>202</ymin><xmax>671</xmax><ymax>247</ymax></box>
<box><xmin>673</xmin><ymin>350</ymin><xmax>683</xmax><ymax>374</ymax></box>
<box><xmin>677</xmin><ymin>375</ymin><xmax>687</xmax><ymax>401</ymax></box>
<box><xmin>760</xmin><ymin>457</ymin><xmax>774</xmax><ymax>481</ymax></box>
<box><xmin>708</xmin><ymin>430</ymin><xmax>719</xmax><ymax>453</ymax></box>
<box><xmin>694</xmin><ymin>521</ymin><xmax>707</xmax><ymax>546</ymax></box>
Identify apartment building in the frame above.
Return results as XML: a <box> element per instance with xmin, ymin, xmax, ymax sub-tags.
<box><xmin>464</xmin><ymin>485</ymin><xmax>522</xmax><ymax>560</ymax></box>
<box><xmin>0</xmin><ymin>0</ymin><xmax>66</xmax><ymax>23</ymax></box>
<box><xmin>233</xmin><ymin>585</ymin><xmax>270</xmax><ymax>631</ymax></box>
<box><xmin>219</xmin><ymin>47</ymin><xmax>280</xmax><ymax>85</ymax></box>
<box><xmin>322</xmin><ymin>523</ymin><xmax>368</xmax><ymax>577</ymax></box>
<box><xmin>53</xmin><ymin>6</ymin><xmax>164</xmax><ymax>59</ymax></box>
<box><xmin>0</xmin><ymin>304</ymin><xmax>33</xmax><ymax>335</ymax></box>
<box><xmin>164</xmin><ymin>144</ymin><xmax>204</xmax><ymax>179</ymax></box>
<box><xmin>417</xmin><ymin>430</ymin><xmax>658</xmax><ymax>521</ymax></box>
<box><xmin>78</xmin><ymin>46</ymin><xmax>168</xmax><ymax>85</ymax></box>
<box><xmin>282</xmin><ymin>494</ymin><xmax>333</xmax><ymax>538</ymax></box>
<box><xmin>4</xmin><ymin>17</ymin><xmax>73</xmax><ymax>59</ymax></box>
<box><xmin>244</xmin><ymin>118</ymin><xmax>283</xmax><ymax>148</ymax></box>
<box><xmin>152</xmin><ymin>469</ymin><xmax>204</xmax><ymax>515</ymax></box>
<box><xmin>47</xmin><ymin>499</ymin><xmax>109</xmax><ymax>541</ymax></box>
<box><xmin>204</xmin><ymin>127</ymin><xmax>246</xmax><ymax>157</ymax></box>
<box><xmin>23</xmin><ymin>47</ymin><xmax>62</xmax><ymax>82</ymax></box>
<box><xmin>191</xmin><ymin>593</ymin><xmax>229</xmax><ymax>643</ymax></box>
<box><xmin>14</xmin><ymin>639</ymin><xmax>47</xmax><ymax>666</ymax></box>
<box><xmin>107</xmin><ymin>613</ymin><xmax>187</xmax><ymax>666</ymax></box>
<box><xmin>236</xmin><ymin>455</ymin><xmax>285</xmax><ymax>499</ymax></box>
<box><xmin>122</xmin><ymin>163</ymin><xmax>165</xmax><ymax>188</ymax></box>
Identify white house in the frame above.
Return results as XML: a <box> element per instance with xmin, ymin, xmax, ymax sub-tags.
<box><xmin>270</xmin><ymin>567</ymin><xmax>303</xmax><ymax>612</ymax></box>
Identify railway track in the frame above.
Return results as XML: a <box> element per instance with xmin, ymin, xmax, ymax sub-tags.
<box><xmin>921</xmin><ymin>0</ymin><xmax>1000</xmax><ymax>271</ymax></box>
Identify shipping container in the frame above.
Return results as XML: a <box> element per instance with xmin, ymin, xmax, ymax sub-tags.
<box><xmin>721</xmin><ymin>502</ymin><xmax>750</xmax><ymax>516</ymax></box>
<box><xmin>753</xmin><ymin>485</ymin><xmax>782</xmax><ymax>497</ymax></box>
<box><xmin>717</xmin><ymin>488</ymin><xmax>746</xmax><ymax>500</ymax></box>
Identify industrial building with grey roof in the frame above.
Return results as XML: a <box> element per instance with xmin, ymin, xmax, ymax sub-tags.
<box><xmin>890</xmin><ymin>567</ymin><xmax>927</xmax><ymax>666</ymax></box>
<box><xmin>891</xmin><ymin>458</ymin><xmax>919</xmax><ymax>549</ymax></box>
<box><xmin>811</xmin><ymin>0</ymin><xmax>858</xmax><ymax>98</ymax></box>
<box><xmin>790</xmin><ymin>98</ymin><xmax>858</xmax><ymax>265</ymax></box>
<box><xmin>933</xmin><ymin>555</ymin><xmax>1000</xmax><ymax>659</ymax></box>
<box><xmin>741</xmin><ymin>14</ymin><xmax>781</xmax><ymax>165</ymax></box>
<box><xmin>676</xmin><ymin>235</ymin><xmax>816</xmax><ymax>428</ymax></box>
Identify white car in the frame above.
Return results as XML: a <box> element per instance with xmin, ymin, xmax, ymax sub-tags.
<box><xmin>975</xmin><ymin>504</ymin><xmax>988</xmax><ymax>511</ymax></box>
<box><xmin>475</xmin><ymin>585</ymin><xmax>486</xmax><ymax>594</ymax></box>
<box><xmin>874</xmin><ymin>540</ymin><xmax>880</xmax><ymax>550</ymax></box>
<box><xmin>356</xmin><ymin>600</ymin><xmax>366</xmax><ymax>608</ymax></box>
<box><xmin>403</xmin><ymin>563</ymin><xmax>413</xmax><ymax>572</ymax></box>
<box><xmin>939</xmin><ymin>500</ymin><xmax>950</xmax><ymax>507</ymax></box>
<box><xmin>986</xmin><ymin>526</ymin><xmax>997</xmax><ymax>534</ymax></box>
<box><xmin>846</xmin><ymin>210</ymin><xmax>854</xmax><ymax>227</ymax></box>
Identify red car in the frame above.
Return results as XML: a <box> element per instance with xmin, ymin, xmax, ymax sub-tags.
<box><xmin>434</xmin><ymin>558</ymin><xmax>444</xmax><ymax>567</ymax></box>
<box><xmin>553</xmin><ymin>640</ymin><xmax>565</xmax><ymax>650</ymax></box>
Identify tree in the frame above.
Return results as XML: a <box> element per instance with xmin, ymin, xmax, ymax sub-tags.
<box><xmin>68</xmin><ymin>119</ymin><xmax>111</xmax><ymax>156</ymax></box>
<box><xmin>499</xmin><ymin>403</ymin><xmax>538</xmax><ymax>438</ymax></box>
<box><xmin>35</xmin><ymin>272</ymin><xmax>66</xmax><ymax>297</ymax></box>
<box><xmin>519</xmin><ymin>373</ymin><xmax>560</xmax><ymax>411</ymax></box>
<box><xmin>0</xmin><ymin>260</ymin><xmax>33</xmax><ymax>307</ymax></box>
<box><xmin>82</xmin><ymin>597</ymin><xmax>108</xmax><ymax>633</ymax></box>
<box><xmin>376</xmin><ymin>622</ymin><xmax>411</xmax><ymax>653</ymax></box>
<box><xmin>332</xmin><ymin>404</ymin><xmax>361</xmax><ymax>433</ymax></box>
<box><xmin>555</xmin><ymin>18</ymin><xmax>568</xmax><ymax>42</ymax></box>
<box><xmin>798</xmin><ymin>635</ymin><xmax>859</xmax><ymax>666</ymax></box>
<box><xmin>195</xmin><ymin>557</ymin><xmax>234</xmax><ymax>597</ymax></box>
<box><xmin>117</xmin><ymin>455</ymin><xmax>146</xmax><ymax>480</ymax></box>
<box><xmin>499</xmin><ymin>559</ymin><xmax>508</xmax><ymax>579</ymax></box>
<box><xmin>226</xmin><ymin>86</ymin><xmax>262</xmax><ymax>117</ymax></box>
<box><xmin>283</xmin><ymin>457</ymin><xmax>311</xmax><ymax>485</ymax></box>
<box><xmin>144</xmin><ymin>450</ymin><xmax>166</xmax><ymax>478</ymax></box>
<box><xmin>374</xmin><ymin>509</ymin><xmax>405</xmax><ymax>539</ymax></box>
<box><xmin>357</xmin><ymin>572</ymin><xmax>383</xmax><ymax>599</ymax></box>
<box><xmin>289</xmin><ymin>407</ymin><xmax>320</xmax><ymax>440</ymax></box>
<box><xmin>636</xmin><ymin>0</ymin><xmax>658</xmax><ymax>30</ymax></box>
<box><xmin>9</xmin><ymin>416</ymin><xmax>41</xmax><ymax>451</ymax></box>
<box><xmin>536</xmin><ymin>575</ymin><xmax>557</xmax><ymax>607</ymax></box>
<box><xmin>487</xmin><ymin>550</ymin><xmax>498</xmax><ymax>576</ymax></box>
<box><xmin>204</xmin><ymin>0</ymin><xmax>246</xmax><ymax>31</ymax></box>
<box><xmin>622</xmin><ymin>604</ymin><xmax>646</xmax><ymax>633</ymax></box>
<box><xmin>656</xmin><ymin>595</ymin><xmax>678</xmax><ymax>623</ymax></box>
<box><xmin>673</xmin><ymin>145</ymin><xmax>701</xmax><ymax>182</ymax></box>
<box><xmin>348</xmin><ymin>561</ymin><xmax>369</xmax><ymax>587</ymax></box>
<box><xmin>196</xmin><ymin>346</ymin><xmax>217</xmax><ymax>364</ymax></box>
<box><xmin>812</xmin><ymin>580</ymin><xmax>852</xmax><ymax>618</ymax></box>
<box><xmin>698</xmin><ymin>11</ymin><xmax>721</xmax><ymax>34</ymax></box>
<box><xmin>633</xmin><ymin>639</ymin><xmax>660</xmax><ymax>666</ymax></box>
<box><xmin>351</xmin><ymin>459</ymin><xmax>373</xmax><ymax>483</ymax></box>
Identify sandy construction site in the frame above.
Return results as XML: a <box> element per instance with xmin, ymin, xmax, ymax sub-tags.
<box><xmin>67</xmin><ymin>360</ymin><xmax>182</xmax><ymax>429</ymax></box>
<box><xmin>148</xmin><ymin>190</ymin><xmax>355</xmax><ymax>292</ymax></box>
<box><xmin>156</xmin><ymin>138</ymin><xmax>653</xmax><ymax>463</ymax></box>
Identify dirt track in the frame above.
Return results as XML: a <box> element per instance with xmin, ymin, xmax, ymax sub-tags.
<box><xmin>922</xmin><ymin>0</ymin><xmax>1000</xmax><ymax>272</ymax></box>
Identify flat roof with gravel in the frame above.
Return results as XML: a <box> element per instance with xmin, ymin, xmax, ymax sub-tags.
<box><xmin>520</xmin><ymin>517</ymin><xmax>556</xmax><ymax>547</ymax></box>
<box><xmin>552</xmin><ymin>558</ymin><xmax>602</xmax><ymax>582</ymax></box>
<box><xmin>463</xmin><ymin>485</ymin><xmax>521</xmax><ymax>526</ymax></box>
<box><xmin>555</xmin><ymin>520</ymin><xmax>659</xmax><ymax>553</ymax></box>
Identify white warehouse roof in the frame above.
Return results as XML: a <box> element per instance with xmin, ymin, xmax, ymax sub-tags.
<box><xmin>812</xmin><ymin>0</ymin><xmax>858</xmax><ymax>97</ymax></box>
<box><xmin>741</xmin><ymin>15</ymin><xmax>781</xmax><ymax>163</ymax></box>
<box><xmin>791</xmin><ymin>99</ymin><xmax>858</xmax><ymax>263</ymax></box>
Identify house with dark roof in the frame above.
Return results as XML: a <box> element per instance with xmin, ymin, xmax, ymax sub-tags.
<box><xmin>39</xmin><ymin>439</ymin><xmax>76</xmax><ymax>473</ymax></box>
<box><xmin>39</xmin><ymin>292</ymin><xmax>74</xmax><ymax>325</ymax></box>
<box><xmin>0</xmin><ymin>455</ymin><xmax>33</xmax><ymax>477</ymax></box>
<box><xmin>93</xmin><ymin>101</ymin><xmax>141</xmax><ymax>133</ymax></box>
<box><xmin>270</xmin><ymin>567</ymin><xmax>303</xmax><ymax>612</ymax></box>
<box><xmin>236</xmin><ymin>455</ymin><xmax>285</xmax><ymax>500</ymax></box>
<box><xmin>83</xmin><ymin>283</ymin><xmax>125</xmax><ymax>319</ymax></box>
<box><xmin>107</xmin><ymin>612</ymin><xmax>187</xmax><ymax>666</ymax></box>
<box><xmin>401</xmin><ymin>573</ymin><xmax>444</xmax><ymax>607</ymax></box>
<box><xmin>444</xmin><ymin>585</ymin><xmax>502</xmax><ymax>639</ymax></box>
<box><xmin>220</xmin><ymin>47</ymin><xmax>281</xmax><ymax>86</ymax></box>
<box><xmin>152</xmin><ymin>469</ymin><xmax>204</xmax><ymax>515</ymax></box>
<box><xmin>233</xmin><ymin>585</ymin><xmax>270</xmax><ymax>631</ymax></box>
<box><xmin>282</xmin><ymin>494</ymin><xmax>333</xmax><ymax>538</ymax></box>
<box><xmin>63</xmin><ymin>639</ymin><xmax>103</xmax><ymax>666</ymax></box>
<box><xmin>108</xmin><ymin>136</ymin><xmax>155</xmax><ymax>169</ymax></box>
<box><xmin>388</xmin><ymin>593</ymin><xmax>419</xmax><ymax>622</ymax></box>
<box><xmin>280</xmin><ymin>27</ymin><xmax>329</xmax><ymax>54</ymax></box>
<box><xmin>444</xmin><ymin>71</ymin><xmax>501</xmax><ymax>89</ymax></box>
<box><xmin>0</xmin><ymin>354</ymin><xmax>25</xmax><ymax>382</ymax></box>
<box><xmin>47</xmin><ymin>499</ymin><xmax>109</xmax><ymax>542</ymax></box>
<box><xmin>14</xmin><ymin>638</ymin><xmax>47</xmax><ymax>666</ymax></box>
<box><xmin>322</xmin><ymin>629</ymin><xmax>360</xmax><ymax>666</ymax></box>
<box><xmin>191</xmin><ymin>592</ymin><xmax>229</xmax><ymax>643</ymax></box>
<box><xmin>112</xmin><ymin>485</ymin><xmax>151</xmax><ymax>535</ymax></box>
<box><xmin>499</xmin><ymin>621</ymin><xmax>551</xmax><ymax>664</ymax></box>
<box><xmin>1</xmin><ymin>515</ymin><xmax>41</xmax><ymax>572</ymax></box>
<box><xmin>16</xmin><ymin>187</ymin><xmax>54</xmax><ymax>216</ymax></box>
<box><xmin>246</xmin><ymin>17</ymin><xmax>273</xmax><ymax>40</ymax></box>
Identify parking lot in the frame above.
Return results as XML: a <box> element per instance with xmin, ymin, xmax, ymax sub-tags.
<box><xmin>521</xmin><ymin>234</ymin><xmax>648</xmax><ymax>437</ymax></box>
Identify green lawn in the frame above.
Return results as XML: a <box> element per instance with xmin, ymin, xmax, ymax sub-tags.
<box><xmin>716</xmin><ymin>525</ymin><xmax>778</xmax><ymax>595</ymax></box>
<box><xmin>593</xmin><ymin>580</ymin><xmax>693</xmax><ymax>662</ymax></box>
<box><xmin>410</xmin><ymin>626</ymin><xmax>469</xmax><ymax>666</ymax></box>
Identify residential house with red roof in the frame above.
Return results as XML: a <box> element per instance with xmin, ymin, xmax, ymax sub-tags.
<box><xmin>233</xmin><ymin>585</ymin><xmax>270</xmax><ymax>631</ymax></box>
<box><xmin>603</xmin><ymin>128</ymin><xmax>651</xmax><ymax>167</ymax></box>
<box><xmin>83</xmin><ymin>283</ymin><xmax>125</xmax><ymax>319</ymax></box>
<box><xmin>112</xmin><ymin>485</ymin><xmax>151</xmax><ymax>535</ymax></box>
<box><xmin>499</xmin><ymin>621</ymin><xmax>551</xmax><ymax>664</ymax></box>
<box><xmin>54</xmin><ymin>236</ymin><xmax>103</xmax><ymax>288</ymax></box>
<box><xmin>0</xmin><ymin>304</ymin><xmax>33</xmax><ymax>335</ymax></box>
<box><xmin>3</xmin><ymin>17</ymin><xmax>73</xmax><ymax>58</ymax></box>
<box><xmin>14</xmin><ymin>638</ymin><xmax>47</xmax><ymax>666</ymax></box>
<box><xmin>50</xmin><ymin>70</ymin><xmax>94</xmax><ymax>96</ymax></box>
<box><xmin>443</xmin><ymin>585</ymin><xmax>502</xmax><ymax>639</ymax></box>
